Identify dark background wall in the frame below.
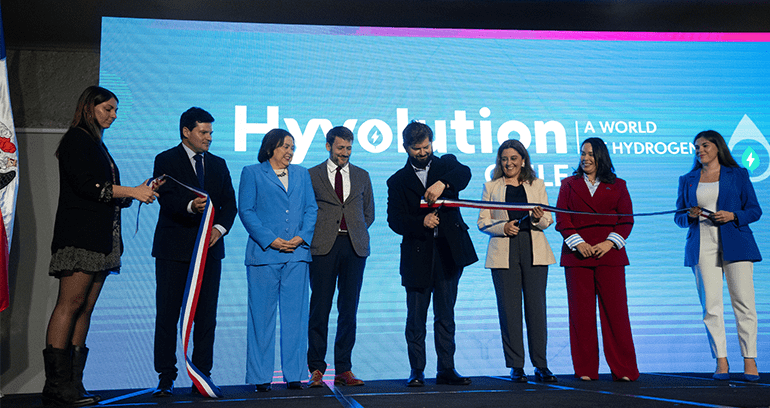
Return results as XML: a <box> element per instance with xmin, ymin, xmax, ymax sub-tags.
<box><xmin>2</xmin><ymin>0</ymin><xmax>770</xmax><ymax>395</ymax></box>
<box><xmin>5</xmin><ymin>0</ymin><xmax>770</xmax><ymax>128</ymax></box>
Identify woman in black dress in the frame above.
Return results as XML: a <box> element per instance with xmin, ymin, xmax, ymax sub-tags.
<box><xmin>43</xmin><ymin>86</ymin><xmax>160</xmax><ymax>406</ymax></box>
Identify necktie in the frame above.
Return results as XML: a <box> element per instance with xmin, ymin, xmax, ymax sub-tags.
<box><xmin>194</xmin><ymin>153</ymin><xmax>204</xmax><ymax>188</ymax></box>
<box><xmin>335</xmin><ymin>166</ymin><xmax>347</xmax><ymax>230</ymax></box>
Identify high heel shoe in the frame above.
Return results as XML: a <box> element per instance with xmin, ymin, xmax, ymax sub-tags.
<box><xmin>743</xmin><ymin>358</ymin><xmax>760</xmax><ymax>382</ymax></box>
<box><xmin>713</xmin><ymin>359</ymin><xmax>729</xmax><ymax>381</ymax></box>
<box><xmin>743</xmin><ymin>373</ymin><xmax>760</xmax><ymax>382</ymax></box>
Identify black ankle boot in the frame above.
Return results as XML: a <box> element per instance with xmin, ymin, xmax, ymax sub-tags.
<box><xmin>42</xmin><ymin>345</ymin><xmax>98</xmax><ymax>406</ymax></box>
<box><xmin>72</xmin><ymin>345</ymin><xmax>101</xmax><ymax>403</ymax></box>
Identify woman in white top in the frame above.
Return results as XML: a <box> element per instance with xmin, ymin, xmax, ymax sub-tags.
<box><xmin>675</xmin><ymin>130</ymin><xmax>762</xmax><ymax>381</ymax></box>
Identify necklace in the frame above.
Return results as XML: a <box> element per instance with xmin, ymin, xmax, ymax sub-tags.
<box><xmin>276</xmin><ymin>170</ymin><xmax>286</xmax><ymax>177</ymax></box>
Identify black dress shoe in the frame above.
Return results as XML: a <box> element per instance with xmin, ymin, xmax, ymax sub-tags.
<box><xmin>534</xmin><ymin>367</ymin><xmax>557</xmax><ymax>383</ymax></box>
<box><xmin>436</xmin><ymin>369</ymin><xmax>472</xmax><ymax>385</ymax></box>
<box><xmin>407</xmin><ymin>369</ymin><xmax>425</xmax><ymax>387</ymax></box>
<box><xmin>510</xmin><ymin>367</ymin><xmax>528</xmax><ymax>383</ymax></box>
<box><xmin>152</xmin><ymin>378</ymin><xmax>174</xmax><ymax>397</ymax></box>
<box><xmin>255</xmin><ymin>383</ymin><xmax>272</xmax><ymax>392</ymax></box>
<box><xmin>287</xmin><ymin>381</ymin><xmax>304</xmax><ymax>390</ymax></box>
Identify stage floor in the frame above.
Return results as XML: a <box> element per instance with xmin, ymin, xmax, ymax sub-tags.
<box><xmin>3</xmin><ymin>372</ymin><xmax>769</xmax><ymax>408</ymax></box>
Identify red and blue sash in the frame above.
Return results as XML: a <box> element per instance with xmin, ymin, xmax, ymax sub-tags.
<box><xmin>146</xmin><ymin>175</ymin><xmax>223</xmax><ymax>398</ymax></box>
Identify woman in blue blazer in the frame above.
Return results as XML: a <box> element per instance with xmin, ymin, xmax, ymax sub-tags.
<box><xmin>239</xmin><ymin>129</ymin><xmax>317</xmax><ymax>391</ymax></box>
<box><xmin>675</xmin><ymin>130</ymin><xmax>762</xmax><ymax>381</ymax></box>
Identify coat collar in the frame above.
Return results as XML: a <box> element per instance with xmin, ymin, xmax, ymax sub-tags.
<box><xmin>488</xmin><ymin>177</ymin><xmax>535</xmax><ymax>196</ymax></box>
<box><xmin>173</xmin><ymin>143</ymin><xmax>198</xmax><ymax>183</ymax></box>
<box><xmin>566</xmin><ymin>175</ymin><xmax>600</xmax><ymax>212</ymax></box>
<box><xmin>683</xmin><ymin>165</ymin><xmax>736</xmax><ymax>211</ymax></box>
<box><xmin>400</xmin><ymin>158</ymin><xmax>429</xmax><ymax>196</ymax></box>
<box><xmin>314</xmin><ymin>160</ymin><xmax>362</xmax><ymax>204</ymax></box>
<box><xmin>259</xmin><ymin>160</ymin><xmax>292</xmax><ymax>193</ymax></box>
<box><xmin>685</xmin><ymin>165</ymin><xmax>735</xmax><ymax>182</ymax></box>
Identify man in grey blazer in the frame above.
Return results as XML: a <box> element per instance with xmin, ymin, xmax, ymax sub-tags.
<box><xmin>307</xmin><ymin>126</ymin><xmax>375</xmax><ymax>387</ymax></box>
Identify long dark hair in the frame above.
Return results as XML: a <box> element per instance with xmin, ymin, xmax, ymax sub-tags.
<box><xmin>258</xmin><ymin>128</ymin><xmax>293</xmax><ymax>163</ymax></box>
<box><xmin>57</xmin><ymin>86</ymin><xmax>118</xmax><ymax>158</ymax></box>
<box><xmin>690</xmin><ymin>130</ymin><xmax>739</xmax><ymax>171</ymax></box>
<box><xmin>574</xmin><ymin>137</ymin><xmax>616</xmax><ymax>184</ymax></box>
<box><xmin>71</xmin><ymin>86</ymin><xmax>118</xmax><ymax>141</ymax></box>
<box><xmin>492</xmin><ymin>139</ymin><xmax>536</xmax><ymax>183</ymax></box>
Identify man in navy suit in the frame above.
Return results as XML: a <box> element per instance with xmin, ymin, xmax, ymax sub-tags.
<box><xmin>387</xmin><ymin>121</ymin><xmax>478</xmax><ymax>387</ymax></box>
<box><xmin>151</xmin><ymin>107</ymin><xmax>237</xmax><ymax>396</ymax></box>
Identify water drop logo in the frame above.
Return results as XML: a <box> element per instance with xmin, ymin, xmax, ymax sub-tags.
<box><xmin>356</xmin><ymin>120</ymin><xmax>391</xmax><ymax>153</ymax></box>
<box><xmin>728</xmin><ymin>115</ymin><xmax>770</xmax><ymax>182</ymax></box>
<box><xmin>742</xmin><ymin>147</ymin><xmax>760</xmax><ymax>172</ymax></box>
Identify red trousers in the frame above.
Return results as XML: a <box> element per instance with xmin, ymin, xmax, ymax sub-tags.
<box><xmin>565</xmin><ymin>266</ymin><xmax>639</xmax><ymax>381</ymax></box>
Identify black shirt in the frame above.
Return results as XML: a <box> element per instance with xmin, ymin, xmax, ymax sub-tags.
<box><xmin>505</xmin><ymin>184</ymin><xmax>531</xmax><ymax>231</ymax></box>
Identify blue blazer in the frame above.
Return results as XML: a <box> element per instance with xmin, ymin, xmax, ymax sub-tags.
<box><xmin>239</xmin><ymin>160</ymin><xmax>318</xmax><ymax>266</ymax></box>
<box><xmin>675</xmin><ymin>165</ymin><xmax>762</xmax><ymax>266</ymax></box>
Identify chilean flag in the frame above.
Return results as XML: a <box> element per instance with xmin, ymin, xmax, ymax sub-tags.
<box><xmin>0</xmin><ymin>10</ymin><xmax>20</xmax><ymax>312</ymax></box>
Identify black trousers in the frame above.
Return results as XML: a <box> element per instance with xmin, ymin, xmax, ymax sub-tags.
<box><xmin>405</xmin><ymin>239</ymin><xmax>462</xmax><ymax>372</ymax></box>
<box><xmin>307</xmin><ymin>234</ymin><xmax>367</xmax><ymax>374</ymax></box>
<box><xmin>491</xmin><ymin>230</ymin><xmax>548</xmax><ymax>369</ymax></box>
<box><xmin>154</xmin><ymin>257</ymin><xmax>222</xmax><ymax>380</ymax></box>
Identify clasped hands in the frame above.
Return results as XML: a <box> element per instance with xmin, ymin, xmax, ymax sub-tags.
<box><xmin>269</xmin><ymin>236</ymin><xmax>305</xmax><ymax>253</ymax></box>
<box><xmin>687</xmin><ymin>206</ymin><xmax>736</xmax><ymax>224</ymax></box>
<box><xmin>575</xmin><ymin>241</ymin><xmax>614</xmax><ymax>259</ymax></box>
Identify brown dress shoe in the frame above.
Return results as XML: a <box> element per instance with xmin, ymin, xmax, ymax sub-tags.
<box><xmin>309</xmin><ymin>370</ymin><xmax>324</xmax><ymax>388</ymax></box>
<box><xmin>334</xmin><ymin>371</ymin><xmax>364</xmax><ymax>386</ymax></box>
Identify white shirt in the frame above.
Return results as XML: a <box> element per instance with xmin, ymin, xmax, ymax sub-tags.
<box><xmin>411</xmin><ymin>160</ymin><xmax>431</xmax><ymax>188</ymax></box>
<box><xmin>583</xmin><ymin>173</ymin><xmax>599</xmax><ymax>196</ymax></box>
<box><xmin>275</xmin><ymin>167</ymin><xmax>289</xmax><ymax>190</ymax></box>
<box><xmin>181</xmin><ymin>143</ymin><xmax>226</xmax><ymax>236</ymax></box>
<box><xmin>182</xmin><ymin>143</ymin><xmax>204</xmax><ymax>176</ymax></box>
<box><xmin>326</xmin><ymin>159</ymin><xmax>350</xmax><ymax>201</ymax></box>
<box><xmin>697</xmin><ymin>181</ymin><xmax>720</xmax><ymax>246</ymax></box>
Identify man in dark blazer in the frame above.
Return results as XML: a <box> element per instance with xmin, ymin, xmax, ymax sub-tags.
<box><xmin>387</xmin><ymin>121</ymin><xmax>478</xmax><ymax>387</ymax></box>
<box><xmin>307</xmin><ymin>126</ymin><xmax>375</xmax><ymax>387</ymax></box>
<box><xmin>151</xmin><ymin>107</ymin><xmax>237</xmax><ymax>396</ymax></box>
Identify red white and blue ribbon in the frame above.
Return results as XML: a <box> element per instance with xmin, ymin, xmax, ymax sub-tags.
<box><xmin>144</xmin><ymin>175</ymin><xmax>223</xmax><ymax>398</ymax></box>
<box><xmin>420</xmin><ymin>198</ymin><xmax>712</xmax><ymax>217</ymax></box>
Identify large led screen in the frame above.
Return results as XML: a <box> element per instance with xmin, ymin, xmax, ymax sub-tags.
<box><xmin>88</xmin><ymin>17</ymin><xmax>770</xmax><ymax>389</ymax></box>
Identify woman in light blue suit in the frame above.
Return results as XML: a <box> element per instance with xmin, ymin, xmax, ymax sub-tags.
<box><xmin>239</xmin><ymin>128</ymin><xmax>318</xmax><ymax>391</ymax></box>
<box><xmin>675</xmin><ymin>130</ymin><xmax>762</xmax><ymax>382</ymax></box>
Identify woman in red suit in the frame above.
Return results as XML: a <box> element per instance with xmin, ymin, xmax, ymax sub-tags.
<box><xmin>555</xmin><ymin>137</ymin><xmax>639</xmax><ymax>382</ymax></box>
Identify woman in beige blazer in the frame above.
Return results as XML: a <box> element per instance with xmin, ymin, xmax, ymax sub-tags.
<box><xmin>478</xmin><ymin>139</ymin><xmax>557</xmax><ymax>383</ymax></box>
